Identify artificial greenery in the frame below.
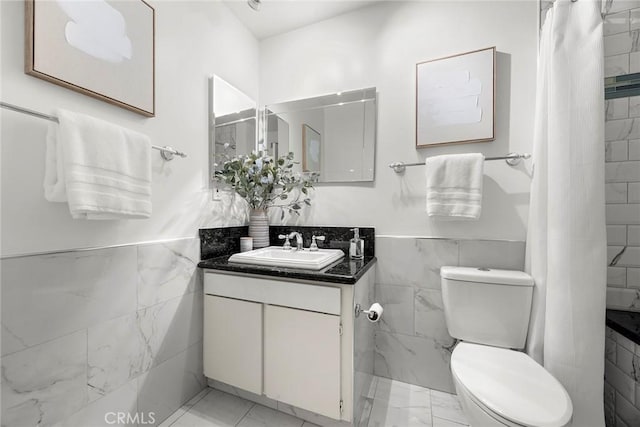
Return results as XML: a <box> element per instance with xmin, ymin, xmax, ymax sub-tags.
<box><xmin>214</xmin><ymin>151</ymin><xmax>317</xmax><ymax>218</ymax></box>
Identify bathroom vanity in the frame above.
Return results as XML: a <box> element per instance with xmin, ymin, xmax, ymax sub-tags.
<box><xmin>198</xmin><ymin>226</ymin><xmax>377</xmax><ymax>426</ymax></box>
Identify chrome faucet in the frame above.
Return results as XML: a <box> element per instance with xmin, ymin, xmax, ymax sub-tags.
<box><xmin>287</xmin><ymin>232</ymin><xmax>304</xmax><ymax>250</ymax></box>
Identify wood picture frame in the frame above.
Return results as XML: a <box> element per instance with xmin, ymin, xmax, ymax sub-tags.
<box><xmin>302</xmin><ymin>124</ymin><xmax>321</xmax><ymax>173</ymax></box>
<box><xmin>416</xmin><ymin>46</ymin><xmax>495</xmax><ymax>147</ymax></box>
<box><xmin>25</xmin><ymin>0</ymin><xmax>155</xmax><ymax>117</ymax></box>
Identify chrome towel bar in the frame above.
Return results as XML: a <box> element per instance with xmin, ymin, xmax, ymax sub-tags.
<box><xmin>389</xmin><ymin>152</ymin><xmax>531</xmax><ymax>173</ymax></box>
<box><xmin>1</xmin><ymin>101</ymin><xmax>186</xmax><ymax>160</ymax></box>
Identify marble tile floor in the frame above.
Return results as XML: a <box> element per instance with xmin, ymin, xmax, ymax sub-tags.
<box><xmin>160</xmin><ymin>376</ymin><xmax>469</xmax><ymax>427</ymax></box>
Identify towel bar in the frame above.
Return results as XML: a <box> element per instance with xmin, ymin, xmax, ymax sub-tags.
<box><xmin>0</xmin><ymin>101</ymin><xmax>187</xmax><ymax>160</ymax></box>
<box><xmin>389</xmin><ymin>152</ymin><xmax>531</xmax><ymax>173</ymax></box>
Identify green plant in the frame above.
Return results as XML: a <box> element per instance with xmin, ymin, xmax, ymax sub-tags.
<box><xmin>214</xmin><ymin>151</ymin><xmax>317</xmax><ymax>218</ymax></box>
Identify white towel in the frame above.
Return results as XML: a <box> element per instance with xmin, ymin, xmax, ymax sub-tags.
<box><xmin>426</xmin><ymin>153</ymin><xmax>484</xmax><ymax>219</ymax></box>
<box><xmin>44</xmin><ymin>109</ymin><xmax>152</xmax><ymax>219</ymax></box>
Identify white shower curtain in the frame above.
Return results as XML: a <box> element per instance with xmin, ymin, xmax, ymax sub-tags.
<box><xmin>526</xmin><ymin>0</ymin><xmax>606</xmax><ymax>426</ymax></box>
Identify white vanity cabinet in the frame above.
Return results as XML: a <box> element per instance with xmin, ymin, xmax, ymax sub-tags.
<box><xmin>203</xmin><ymin>295</ymin><xmax>263</xmax><ymax>394</ymax></box>
<box><xmin>203</xmin><ymin>270</ymin><xmax>369</xmax><ymax>422</ymax></box>
<box><xmin>264</xmin><ymin>304</ymin><xmax>341</xmax><ymax>419</ymax></box>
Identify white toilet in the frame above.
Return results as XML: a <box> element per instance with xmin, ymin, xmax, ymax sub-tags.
<box><xmin>440</xmin><ymin>266</ymin><xmax>573</xmax><ymax>427</ymax></box>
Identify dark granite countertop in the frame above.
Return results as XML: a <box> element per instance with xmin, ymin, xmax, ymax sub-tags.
<box><xmin>198</xmin><ymin>254</ymin><xmax>376</xmax><ymax>285</ymax></box>
<box><xmin>198</xmin><ymin>225</ymin><xmax>376</xmax><ymax>285</ymax></box>
<box><xmin>606</xmin><ymin>309</ymin><xmax>640</xmax><ymax>344</ymax></box>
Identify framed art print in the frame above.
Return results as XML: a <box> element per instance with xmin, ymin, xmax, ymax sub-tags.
<box><xmin>416</xmin><ymin>46</ymin><xmax>495</xmax><ymax>147</ymax></box>
<box><xmin>25</xmin><ymin>0</ymin><xmax>155</xmax><ymax>117</ymax></box>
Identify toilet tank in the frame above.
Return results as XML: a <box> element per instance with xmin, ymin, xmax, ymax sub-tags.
<box><xmin>441</xmin><ymin>266</ymin><xmax>534</xmax><ymax>350</ymax></box>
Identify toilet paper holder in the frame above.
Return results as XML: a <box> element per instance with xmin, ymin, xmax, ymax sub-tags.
<box><xmin>354</xmin><ymin>303</ymin><xmax>383</xmax><ymax>322</ymax></box>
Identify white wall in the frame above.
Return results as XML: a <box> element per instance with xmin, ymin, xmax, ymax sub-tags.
<box><xmin>260</xmin><ymin>1</ymin><xmax>538</xmax><ymax>241</ymax></box>
<box><xmin>0</xmin><ymin>1</ymin><xmax>259</xmax><ymax>256</ymax></box>
<box><xmin>1</xmin><ymin>0</ymin><xmax>539</xmax><ymax>256</ymax></box>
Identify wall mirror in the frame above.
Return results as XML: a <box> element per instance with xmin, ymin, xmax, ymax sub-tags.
<box><xmin>263</xmin><ymin>87</ymin><xmax>376</xmax><ymax>183</ymax></box>
<box><xmin>209</xmin><ymin>75</ymin><xmax>257</xmax><ymax>185</ymax></box>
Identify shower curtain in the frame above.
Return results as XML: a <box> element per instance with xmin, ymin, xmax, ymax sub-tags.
<box><xmin>526</xmin><ymin>0</ymin><xmax>606</xmax><ymax>425</ymax></box>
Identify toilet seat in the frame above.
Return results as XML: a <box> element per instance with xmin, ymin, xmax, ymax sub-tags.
<box><xmin>451</xmin><ymin>342</ymin><xmax>572</xmax><ymax>427</ymax></box>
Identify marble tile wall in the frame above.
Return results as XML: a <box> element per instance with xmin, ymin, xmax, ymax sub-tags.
<box><xmin>1</xmin><ymin>238</ymin><xmax>206</xmax><ymax>426</ymax></box>
<box><xmin>604</xmin><ymin>326</ymin><xmax>640</xmax><ymax>427</ymax></box>
<box><xmin>373</xmin><ymin>236</ymin><xmax>525</xmax><ymax>393</ymax></box>
<box><xmin>603</xmin><ymin>1</ymin><xmax>640</xmax><ymax>311</ymax></box>
<box><xmin>604</xmin><ymin>1</ymin><xmax>640</xmax><ymax>78</ymax></box>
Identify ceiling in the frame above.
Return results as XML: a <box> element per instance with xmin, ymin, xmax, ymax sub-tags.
<box><xmin>223</xmin><ymin>0</ymin><xmax>380</xmax><ymax>40</ymax></box>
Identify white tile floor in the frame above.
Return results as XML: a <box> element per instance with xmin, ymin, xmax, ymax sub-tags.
<box><xmin>159</xmin><ymin>376</ymin><xmax>469</xmax><ymax>427</ymax></box>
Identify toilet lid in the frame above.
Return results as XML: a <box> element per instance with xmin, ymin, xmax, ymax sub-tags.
<box><xmin>451</xmin><ymin>342</ymin><xmax>572</xmax><ymax>427</ymax></box>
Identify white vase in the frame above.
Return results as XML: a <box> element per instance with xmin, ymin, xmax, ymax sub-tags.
<box><xmin>248</xmin><ymin>209</ymin><xmax>270</xmax><ymax>249</ymax></box>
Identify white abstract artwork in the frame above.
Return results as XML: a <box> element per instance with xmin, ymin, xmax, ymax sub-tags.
<box><xmin>57</xmin><ymin>0</ymin><xmax>133</xmax><ymax>63</ymax></box>
<box><xmin>416</xmin><ymin>47</ymin><xmax>495</xmax><ymax>147</ymax></box>
<box><xmin>423</xmin><ymin>69</ymin><xmax>482</xmax><ymax>126</ymax></box>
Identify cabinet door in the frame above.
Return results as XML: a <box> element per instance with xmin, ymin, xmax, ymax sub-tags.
<box><xmin>264</xmin><ymin>304</ymin><xmax>341</xmax><ymax>420</ymax></box>
<box><xmin>204</xmin><ymin>295</ymin><xmax>262</xmax><ymax>394</ymax></box>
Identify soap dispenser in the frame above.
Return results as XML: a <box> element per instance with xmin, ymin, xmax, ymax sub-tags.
<box><xmin>349</xmin><ymin>228</ymin><xmax>364</xmax><ymax>260</ymax></box>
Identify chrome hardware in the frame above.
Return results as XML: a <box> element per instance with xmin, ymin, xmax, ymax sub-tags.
<box><xmin>278</xmin><ymin>234</ymin><xmax>292</xmax><ymax>250</ymax></box>
<box><xmin>389</xmin><ymin>161</ymin><xmax>407</xmax><ymax>173</ymax></box>
<box><xmin>504</xmin><ymin>152</ymin><xmax>530</xmax><ymax>166</ymax></box>
<box><xmin>159</xmin><ymin>145</ymin><xmax>187</xmax><ymax>161</ymax></box>
<box><xmin>309</xmin><ymin>235</ymin><xmax>325</xmax><ymax>251</ymax></box>
<box><xmin>287</xmin><ymin>232</ymin><xmax>303</xmax><ymax>250</ymax></box>
<box><xmin>354</xmin><ymin>303</ymin><xmax>382</xmax><ymax>321</ymax></box>
<box><xmin>0</xmin><ymin>101</ymin><xmax>187</xmax><ymax>161</ymax></box>
<box><xmin>388</xmin><ymin>152</ymin><xmax>532</xmax><ymax>173</ymax></box>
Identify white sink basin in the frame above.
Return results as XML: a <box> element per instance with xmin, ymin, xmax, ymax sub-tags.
<box><xmin>228</xmin><ymin>246</ymin><xmax>345</xmax><ymax>270</ymax></box>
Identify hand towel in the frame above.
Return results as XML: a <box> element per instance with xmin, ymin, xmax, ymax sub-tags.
<box><xmin>426</xmin><ymin>153</ymin><xmax>484</xmax><ymax>219</ymax></box>
<box><xmin>44</xmin><ymin>109</ymin><xmax>152</xmax><ymax>219</ymax></box>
